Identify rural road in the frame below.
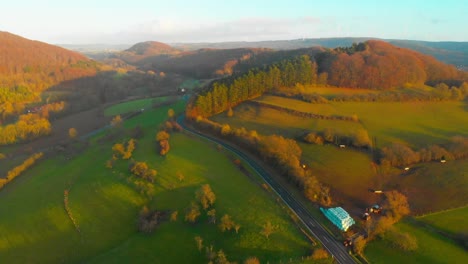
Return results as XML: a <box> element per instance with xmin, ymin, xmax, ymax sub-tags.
<box><xmin>177</xmin><ymin>116</ymin><xmax>356</xmax><ymax>264</ymax></box>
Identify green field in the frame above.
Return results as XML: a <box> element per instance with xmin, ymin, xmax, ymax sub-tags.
<box><xmin>0</xmin><ymin>101</ymin><xmax>316</xmax><ymax>263</ymax></box>
<box><xmin>104</xmin><ymin>96</ymin><xmax>171</xmax><ymax>116</ymax></box>
<box><xmin>418</xmin><ymin>206</ymin><xmax>468</xmax><ymax>236</ymax></box>
<box><xmin>212</xmin><ymin>100</ymin><xmax>362</xmax><ymax>138</ymax></box>
<box><xmin>249</xmin><ymin>95</ymin><xmax>468</xmax><ymax>148</ymax></box>
<box><xmin>365</xmin><ymin>220</ymin><xmax>467</xmax><ymax>264</ymax></box>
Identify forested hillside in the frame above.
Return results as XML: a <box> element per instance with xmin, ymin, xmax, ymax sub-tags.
<box><xmin>0</xmin><ymin>31</ymin><xmax>100</xmax><ymax>92</ymax></box>
<box><xmin>317</xmin><ymin>40</ymin><xmax>466</xmax><ymax>89</ymax></box>
<box><xmin>187</xmin><ymin>41</ymin><xmax>467</xmax><ymax>118</ymax></box>
<box><xmin>0</xmin><ymin>31</ymin><xmax>100</xmax><ymax>123</ymax></box>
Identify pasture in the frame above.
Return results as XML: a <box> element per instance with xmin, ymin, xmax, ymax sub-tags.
<box><xmin>0</xmin><ymin>100</ymin><xmax>315</xmax><ymax>263</ymax></box>
<box><xmin>418</xmin><ymin>206</ymin><xmax>468</xmax><ymax>236</ymax></box>
<box><xmin>251</xmin><ymin>95</ymin><xmax>468</xmax><ymax>148</ymax></box>
<box><xmin>104</xmin><ymin>96</ymin><xmax>171</xmax><ymax>116</ymax></box>
<box><xmin>365</xmin><ymin>220</ymin><xmax>467</xmax><ymax>264</ymax></box>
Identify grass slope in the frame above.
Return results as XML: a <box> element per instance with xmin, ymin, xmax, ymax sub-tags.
<box><xmin>418</xmin><ymin>206</ymin><xmax>468</xmax><ymax>236</ymax></box>
<box><xmin>365</xmin><ymin>221</ymin><xmax>467</xmax><ymax>264</ymax></box>
<box><xmin>0</xmin><ymin>100</ymin><xmax>313</xmax><ymax>264</ymax></box>
<box><xmin>104</xmin><ymin>96</ymin><xmax>170</xmax><ymax>116</ymax></box>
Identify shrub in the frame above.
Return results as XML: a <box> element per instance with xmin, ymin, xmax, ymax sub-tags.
<box><xmin>311</xmin><ymin>248</ymin><xmax>329</xmax><ymax>260</ymax></box>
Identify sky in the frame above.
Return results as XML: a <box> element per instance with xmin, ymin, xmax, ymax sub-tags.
<box><xmin>1</xmin><ymin>0</ymin><xmax>467</xmax><ymax>44</ymax></box>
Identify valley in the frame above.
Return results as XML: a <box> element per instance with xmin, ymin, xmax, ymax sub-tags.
<box><xmin>0</xmin><ymin>21</ymin><xmax>467</xmax><ymax>264</ymax></box>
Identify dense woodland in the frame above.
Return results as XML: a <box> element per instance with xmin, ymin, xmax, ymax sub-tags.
<box><xmin>187</xmin><ymin>55</ymin><xmax>319</xmax><ymax>117</ymax></box>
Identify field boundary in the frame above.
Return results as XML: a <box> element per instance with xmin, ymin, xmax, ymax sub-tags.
<box><xmin>248</xmin><ymin>100</ymin><xmax>358</xmax><ymax>122</ymax></box>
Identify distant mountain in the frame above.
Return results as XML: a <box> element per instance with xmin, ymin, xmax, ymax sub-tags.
<box><xmin>107</xmin><ymin>41</ymin><xmax>182</xmax><ymax>65</ymax></box>
<box><xmin>0</xmin><ymin>31</ymin><xmax>100</xmax><ymax>92</ymax></box>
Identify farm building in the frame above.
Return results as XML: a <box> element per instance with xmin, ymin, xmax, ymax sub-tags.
<box><xmin>320</xmin><ymin>207</ymin><xmax>355</xmax><ymax>231</ymax></box>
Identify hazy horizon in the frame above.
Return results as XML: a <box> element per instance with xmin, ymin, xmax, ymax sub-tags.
<box><xmin>2</xmin><ymin>0</ymin><xmax>467</xmax><ymax>44</ymax></box>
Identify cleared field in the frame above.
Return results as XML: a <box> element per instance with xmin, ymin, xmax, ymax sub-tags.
<box><xmin>365</xmin><ymin>220</ymin><xmax>467</xmax><ymax>264</ymax></box>
<box><xmin>418</xmin><ymin>206</ymin><xmax>468</xmax><ymax>236</ymax></box>
<box><xmin>300</xmin><ymin>143</ymin><xmax>380</xmax><ymax>211</ymax></box>
<box><xmin>250</xmin><ymin>95</ymin><xmax>468</xmax><ymax>148</ymax></box>
<box><xmin>104</xmin><ymin>96</ymin><xmax>170</xmax><ymax>116</ymax></box>
<box><xmin>0</xmin><ymin>101</ymin><xmax>314</xmax><ymax>263</ymax></box>
<box><xmin>395</xmin><ymin>160</ymin><xmax>468</xmax><ymax>214</ymax></box>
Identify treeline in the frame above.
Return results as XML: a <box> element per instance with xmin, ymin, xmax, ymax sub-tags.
<box><xmin>303</xmin><ymin>128</ymin><xmax>372</xmax><ymax>148</ymax></box>
<box><xmin>249</xmin><ymin>101</ymin><xmax>358</xmax><ymax>122</ymax></box>
<box><xmin>187</xmin><ymin>55</ymin><xmax>319</xmax><ymax>118</ymax></box>
<box><xmin>193</xmin><ymin>118</ymin><xmax>331</xmax><ymax>206</ymax></box>
<box><xmin>0</xmin><ymin>113</ymin><xmax>51</xmax><ymax>145</ymax></box>
<box><xmin>0</xmin><ymin>152</ymin><xmax>43</xmax><ymax>189</ymax></box>
<box><xmin>380</xmin><ymin>136</ymin><xmax>468</xmax><ymax>167</ymax></box>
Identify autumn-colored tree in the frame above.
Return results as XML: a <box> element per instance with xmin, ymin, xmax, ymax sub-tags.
<box><xmin>207</xmin><ymin>209</ymin><xmax>216</xmax><ymax>224</ymax></box>
<box><xmin>194</xmin><ymin>236</ymin><xmax>203</xmax><ymax>251</ymax></box>
<box><xmin>130</xmin><ymin>161</ymin><xmax>157</xmax><ymax>182</ymax></box>
<box><xmin>168</xmin><ymin>108</ymin><xmax>175</xmax><ymax>119</ymax></box>
<box><xmin>220</xmin><ymin>124</ymin><xmax>231</xmax><ymax>136</ymax></box>
<box><xmin>170</xmin><ymin>211</ymin><xmax>178</xmax><ymax>222</ymax></box>
<box><xmin>177</xmin><ymin>171</ymin><xmax>185</xmax><ymax>182</ymax></box>
<box><xmin>311</xmin><ymin>248</ymin><xmax>329</xmax><ymax>260</ymax></box>
<box><xmin>219</xmin><ymin>214</ymin><xmax>235</xmax><ymax>232</ymax></box>
<box><xmin>185</xmin><ymin>202</ymin><xmax>201</xmax><ymax>223</ymax></box>
<box><xmin>110</xmin><ymin>115</ymin><xmax>122</xmax><ymax>127</ymax></box>
<box><xmin>156</xmin><ymin>130</ymin><xmax>170</xmax><ymax>141</ymax></box>
<box><xmin>105</xmin><ymin>159</ymin><xmax>114</xmax><ymax>169</ymax></box>
<box><xmin>1</xmin><ymin>152</ymin><xmax>43</xmax><ymax>189</ymax></box>
<box><xmin>68</xmin><ymin>128</ymin><xmax>78</xmax><ymax>139</ymax></box>
<box><xmin>226</xmin><ymin>107</ymin><xmax>234</xmax><ymax>117</ymax></box>
<box><xmin>234</xmin><ymin>224</ymin><xmax>241</xmax><ymax>234</ymax></box>
<box><xmin>196</xmin><ymin>184</ymin><xmax>216</xmax><ymax>210</ymax></box>
<box><xmin>352</xmin><ymin>236</ymin><xmax>367</xmax><ymax>255</ymax></box>
<box><xmin>261</xmin><ymin>221</ymin><xmax>276</xmax><ymax>239</ymax></box>
<box><xmin>137</xmin><ymin>206</ymin><xmax>161</xmax><ymax>233</ymax></box>
<box><xmin>156</xmin><ymin>130</ymin><xmax>171</xmax><ymax>156</ymax></box>
<box><xmin>244</xmin><ymin>257</ymin><xmax>260</xmax><ymax>264</ymax></box>
<box><xmin>112</xmin><ymin>143</ymin><xmax>125</xmax><ymax>156</ymax></box>
<box><xmin>304</xmin><ymin>132</ymin><xmax>324</xmax><ymax>145</ymax></box>
<box><xmin>122</xmin><ymin>138</ymin><xmax>136</xmax><ymax>159</ymax></box>
<box><xmin>383</xmin><ymin>190</ymin><xmax>410</xmax><ymax>221</ymax></box>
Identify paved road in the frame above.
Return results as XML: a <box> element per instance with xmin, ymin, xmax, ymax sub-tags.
<box><xmin>177</xmin><ymin>116</ymin><xmax>356</xmax><ymax>264</ymax></box>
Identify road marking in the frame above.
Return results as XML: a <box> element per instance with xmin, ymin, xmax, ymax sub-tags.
<box><xmin>309</xmin><ymin>221</ymin><xmax>315</xmax><ymax>227</ymax></box>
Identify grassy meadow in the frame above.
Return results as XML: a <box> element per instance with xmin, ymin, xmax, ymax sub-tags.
<box><xmin>365</xmin><ymin>220</ymin><xmax>467</xmax><ymax>264</ymax></box>
<box><xmin>251</xmin><ymin>95</ymin><xmax>468</xmax><ymax>148</ymax></box>
<box><xmin>0</xmin><ymin>100</ymin><xmax>318</xmax><ymax>263</ymax></box>
<box><xmin>104</xmin><ymin>96</ymin><xmax>171</xmax><ymax>116</ymax></box>
<box><xmin>417</xmin><ymin>206</ymin><xmax>468</xmax><ymax>236</ymax></box>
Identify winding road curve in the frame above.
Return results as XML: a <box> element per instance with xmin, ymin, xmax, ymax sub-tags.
<box><xmin>177</xmin><ymin>116</ymin><xmax>356</xmax><ymax>264</ymax></box>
